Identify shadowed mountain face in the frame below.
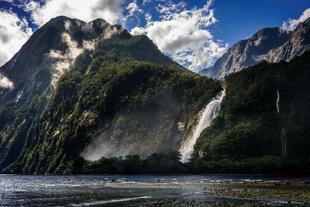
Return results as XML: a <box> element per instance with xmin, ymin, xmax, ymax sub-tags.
<box><xmin>0</xmin><ymin>16</ymin><xmax>174</xmax><ymax>103</ymax></box>
<box><xmin>1</xmin><ymin>15</ymin><xmax>309</xmax><ymax>175</ymax></box>
<box><xmin>0</xmin><ymin>16</ymin><xmax>220</xmax><ymax>174</ymax></box>
<box><xmin>195</xmin><ymin>51</ymin><xmax>310</xmax><ymax>164</ymax></box>
<box><xmin>200</xmin><ymin>18</ymin><xmax>310</xmax><ymax>79</ymax></box>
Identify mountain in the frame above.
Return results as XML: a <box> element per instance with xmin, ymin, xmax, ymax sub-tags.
<box><xmin>193</xmin><ymin>51</ymin><xmax>310</xmax><ymax>174</ymax></box>
<box><xmin>0</xmin><ymin>16</ymin><xmax>221</xmax><ymax>174</ymax></box>
<box><xmin>200</xmin><ymin>18</ymin><xmax>310</xmax><ymax>79</ymax></box>
<box><xmin>1</xmin><ymin>15</ymin><xmax>310</xmax><ymax>175</ymax></box>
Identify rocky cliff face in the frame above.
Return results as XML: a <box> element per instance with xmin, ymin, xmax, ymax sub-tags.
<box><xmin>200</xmin><ymin>18</ymin><xmax>310</xmax><ymax>79</ymax></box>
<box><xmin>0</xmin><ymin>16</ymin><xmax>220</xmax><ymax>174</ymax></box>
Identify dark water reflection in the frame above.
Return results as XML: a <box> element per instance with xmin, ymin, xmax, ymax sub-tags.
<box><xmin>0</xmin><ymin>174</ymin><xmax>310</xmax><ymax>206</ymax></box>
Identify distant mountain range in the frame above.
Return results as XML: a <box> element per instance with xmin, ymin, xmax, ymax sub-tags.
<box><xmin>200</xmin><ymin>18</ymin><xmax>310</xmax><ymax>79</ymax></box>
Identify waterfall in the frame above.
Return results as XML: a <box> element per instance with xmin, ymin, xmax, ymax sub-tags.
<box><xmin>179</xmin><ymin>90</ymin><xmax>226</xmax><ymax>163</ymax></box>
<box><xmin>276</xmin><ymin>89</ymin><xmax>286</xmax><ymax>156</ymax></box>
<box><xmin>276</xmin><ymin>90</ymin><xmax>280</xmax><ymax>113</ymax></box>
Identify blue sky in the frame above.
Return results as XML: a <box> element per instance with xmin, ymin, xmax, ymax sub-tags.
<box><xmin>0</xmin><ymin>0</ymin><xmax>309</xmax><ymax>70</ymax></box>
<box><xmin>211</xmin><ymin>0</ymin><xmax>310</xmax><ymax>44</ymax></box>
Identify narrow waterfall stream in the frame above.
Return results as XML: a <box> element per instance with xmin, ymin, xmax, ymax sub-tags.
<box><xmin>276</xmin><ymin>90</ymin><xmax>280</xmax><ymax>113</ymax></box>
<box><xmin>277</xmin><ymin>89</ymin><xmax>286</xmax><ymax>156</ymax></box>
<box><xmin>179</xmin><ymin>90</ymin><xmax>226</xmax><ymax>163</ymax></box>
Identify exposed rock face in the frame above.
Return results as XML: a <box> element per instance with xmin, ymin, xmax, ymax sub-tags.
<box><xmin>200</xmin><ymin>18</ymin><xmax>310</xmax><ymax>79</ymax></box>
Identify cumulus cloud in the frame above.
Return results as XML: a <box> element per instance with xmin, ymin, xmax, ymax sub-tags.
<box><xmin>282</xmin><ymin>8</ymin><xmax>310</xmax><ymax>31</ymax></box>
<box><xmin>127</xmin><ymin>0</ymin><xmax>141</xmax><ymax>17</ymax></box>
<box><xmin>49</xmin><ymin>20</ymin><xmax>122</xmax><ymax>87</ymax></box>
<box><xmin>29</xmin><ymin>0</ymin><xmax>125</xmax><ymax>26</ymax></box>
<box><xmin>131</xmin><ymin>0</ymin><xmax>227</xmax><ymax>71</ymax></box>
<box><xmin>0</xmin><ymin>10</ymin><xmax>33</xmax><ymax>66</ymax></box>
<box><xmin>23</xmin><ymin>1</ymin><xmax>40</xmax><ymax>12</ymax></box>
<box><xmin>0</xmin><ymin>74</ymin><xmax>14</xmax><ymax>89</ymax></box>
<box><xmin>0</xmin><ymin>0</ymin><xmax>228</xmax><ymax>72</ymax></box>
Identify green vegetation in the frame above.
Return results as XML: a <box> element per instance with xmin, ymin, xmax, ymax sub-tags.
<box><xmin>79</xmin><ymin>152</ymin><xmax>187</xmax><ymax>174</ymax></box>
<box><xmin>1</xmin><ymin>60</ymin><xmax>220</xmax><ymax>174</ymax></box>
<box><xmin>75</xmin><ymin>52</ymin><xmax>310</xmax><ymax>175</ymax></box>
<box><xmin>194</xmin><ymin>51</ymin><xmax>310</xmax><ymax>173</ymax></box>
<box><xmin>0</xmin><ymin>16</ymin><xmax>220</xmax><ymax>174</ymax></box>
<box><xmin>1</xmin><ymin>16</ymin><xmax>310</xmax><ymax>175</ymax></box>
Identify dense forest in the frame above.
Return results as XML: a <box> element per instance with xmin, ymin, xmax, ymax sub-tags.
<box><xmin>0</xmin><ymin>17</ymin><xmax>221</xmax><ymax>174</ymax></box>
<box><xmin>79</xmin><ymin>51</ymin><xmax>310</xmax><ymax>175</ymax></box>
<box><xmin>0</xmin><ymin>16</ymin><xmax>310</xmax><ymax>175</ymax></box>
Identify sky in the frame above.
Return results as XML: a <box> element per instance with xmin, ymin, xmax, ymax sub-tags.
<box><xmin>0</xmin><ymin>0</ymin><xmax>309</xmax><ymax>72</ymax></box>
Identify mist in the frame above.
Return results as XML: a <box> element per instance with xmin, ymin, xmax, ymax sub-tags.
<box><xmin>81</xmin><ymin>96</ymin><xmax>183</xmax><ymax>161</ymax></box>
<box><xmin>49</xmin><ymin>21</ymin><xmax>95</xmax><ymax>87</ymax></box>
<box><xmin>0</xmin><ymin>74</ymin><xmax>14</xmax><ymax>89</ymax></box>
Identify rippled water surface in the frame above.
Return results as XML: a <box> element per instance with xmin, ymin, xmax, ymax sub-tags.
<box><xmin>1</xmin><ymin>174</ymin><xmax>310</xmax><ymax>206</ymax></box>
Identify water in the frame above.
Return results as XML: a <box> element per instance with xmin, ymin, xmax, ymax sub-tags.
<box><xmin>1</xmin><ymin>174</ymin><xmax>309</xmax><ymax>206</ymax></box>
<box><xmin>179</xmin><ymin>90</ymin><xmax>225</xmax><ymax>162</ymax></box>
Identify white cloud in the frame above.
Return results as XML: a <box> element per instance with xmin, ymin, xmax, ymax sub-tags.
<box><xmin>142</xmin><ymin>0</ymin><xmax>151</xmax><ymax>5</ymax></box>
<box><xmin>0</xmin><ymin>10</ymin><xmax>33</xmax><ymax>66</ymax></box>
<box><xmin>131</xmin><ymin>0</ymin><xmax>227</xmax><ymax>71</ymax></box>
<box><xmin>23</xmin><ymin>1</ymin><xmax>40</xmax><ymax>12</ymax></box>
<box><xmin>0</xmin><ymin>74</ymin><xmax>14</xmax><ymax>89</ymax></box>
<box><xmin>0</xmin><ymin>0</ymin><xmax>227</xmax><ymax>72</ymax></box>
<box><xmin>49</xmin><ymin>20</ymin><xmax>122</xmax><ymax>87</ymax></box>
<box><xmin>29</xmin><ymin>0</ymin><xmax>126</xmax><ymax>26</ymax></box>
<box><xmin>0</xmin><ymin>0</ymin><xmax>128</xmax><ymax>66</ymax></box>
<box><xmin>49</xmin><ymin>22</ymin><xmax>96</xmax><ymax>87</ymax></box>
<box><xmin>127</xmin><ymin>1</ymin><xmax>141</xmax><ymax>17</ymax></box>
<box><xmin>282</xmin><ymin>8</ymin><xmax>310</xmax><ymax>31</ymax></box>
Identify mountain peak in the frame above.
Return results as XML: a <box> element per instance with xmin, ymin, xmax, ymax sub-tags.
<box><xmin>83</xmin><ymin>18</ymin><xmax>109</xmax><ymax>32</ymax></box>
<box><xmin>48</xmin><ymin>16</ymin><xmax>84</xmax><ymax>26</ymax></box>
<box><xmin>0</xmin><ymin>15</ymin><xmax>174</xmax><ymax>98</ymax></box>
<box><xmin>46</xmin><ymin>16</ymin><xmax>123</xmax><ymax>35</ymax></box>
<box><xmin>88</xmin><ymin>18</ymin><xmax>108</xmax><ymax>25</ymax></box>
<box><xmin>200</xmin><ymin>18</ymin><xmax>310</xmax><ymax>79</ymax></box>
<box><xmin>297</xmin><ymin>17</ymin><xmax>310</xmax><ymax>29</ymax></box>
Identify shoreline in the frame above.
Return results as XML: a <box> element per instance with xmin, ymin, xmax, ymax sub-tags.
<box><xmin>1</xmin><ymin>173</ymin><xmax>310</xmax><ymax>178</ymax></box>
<box><xmin>1</xmin><ymin>174</ymin><xmax>310</xmax><ymax>206</ymax></box>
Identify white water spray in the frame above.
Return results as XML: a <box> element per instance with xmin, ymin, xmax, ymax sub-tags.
<box><xmin>179</xmin><ymin>90</ymin><xmax>226</xmax><ymax>163</ymax></box>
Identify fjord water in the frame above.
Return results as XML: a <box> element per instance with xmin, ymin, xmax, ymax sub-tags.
<box><xmin>179</xmin><ymin>90</ymin><xmax>225</xmax><ymax>163</ymax></box>
<box><xmin>1</xmin><ymin>174</ymin><xmax>310</xmax><ymax>206</ymax></box>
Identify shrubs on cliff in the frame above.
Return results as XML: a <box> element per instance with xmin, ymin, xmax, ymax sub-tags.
<box><xmin>196</xmin><ymin>51</ymin><xmax>310</xmax><ymax>162</ymax></box>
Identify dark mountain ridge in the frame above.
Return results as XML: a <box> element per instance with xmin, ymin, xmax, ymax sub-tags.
<box><xmin>1</xmin><ymin>15</ymin><xmax>310</xmax><ymax>175</ymax></box>
<box><xmin>0</xmin><ymin>16</ymin><xmax>220</xmax><ymax>174</ymax></box>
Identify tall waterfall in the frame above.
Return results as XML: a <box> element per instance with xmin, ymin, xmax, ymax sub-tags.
<box><xmin>276</xmin><ymin>90</ymin><xmax>280</xmax><ymax>113</ymax></box>
<box><xmin>179</xmin><ymin>90</ymin><xmax>226</xmax><ymax>163</ymax></box>
<box><xmin>276</xmin><ymin>89</ymin><xmax>286</xmax><ymax>156</ymax></box>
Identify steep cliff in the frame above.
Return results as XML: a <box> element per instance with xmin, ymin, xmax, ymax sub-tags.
<box><xmin>0</xmin><ymin>16</ymin><xmax>220</xmax><ymax>174</ymax></box>
<box><xmin>196</xmin><ymin>51</ymin><xmax>310</xmax><ymax>164</ymax></box>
